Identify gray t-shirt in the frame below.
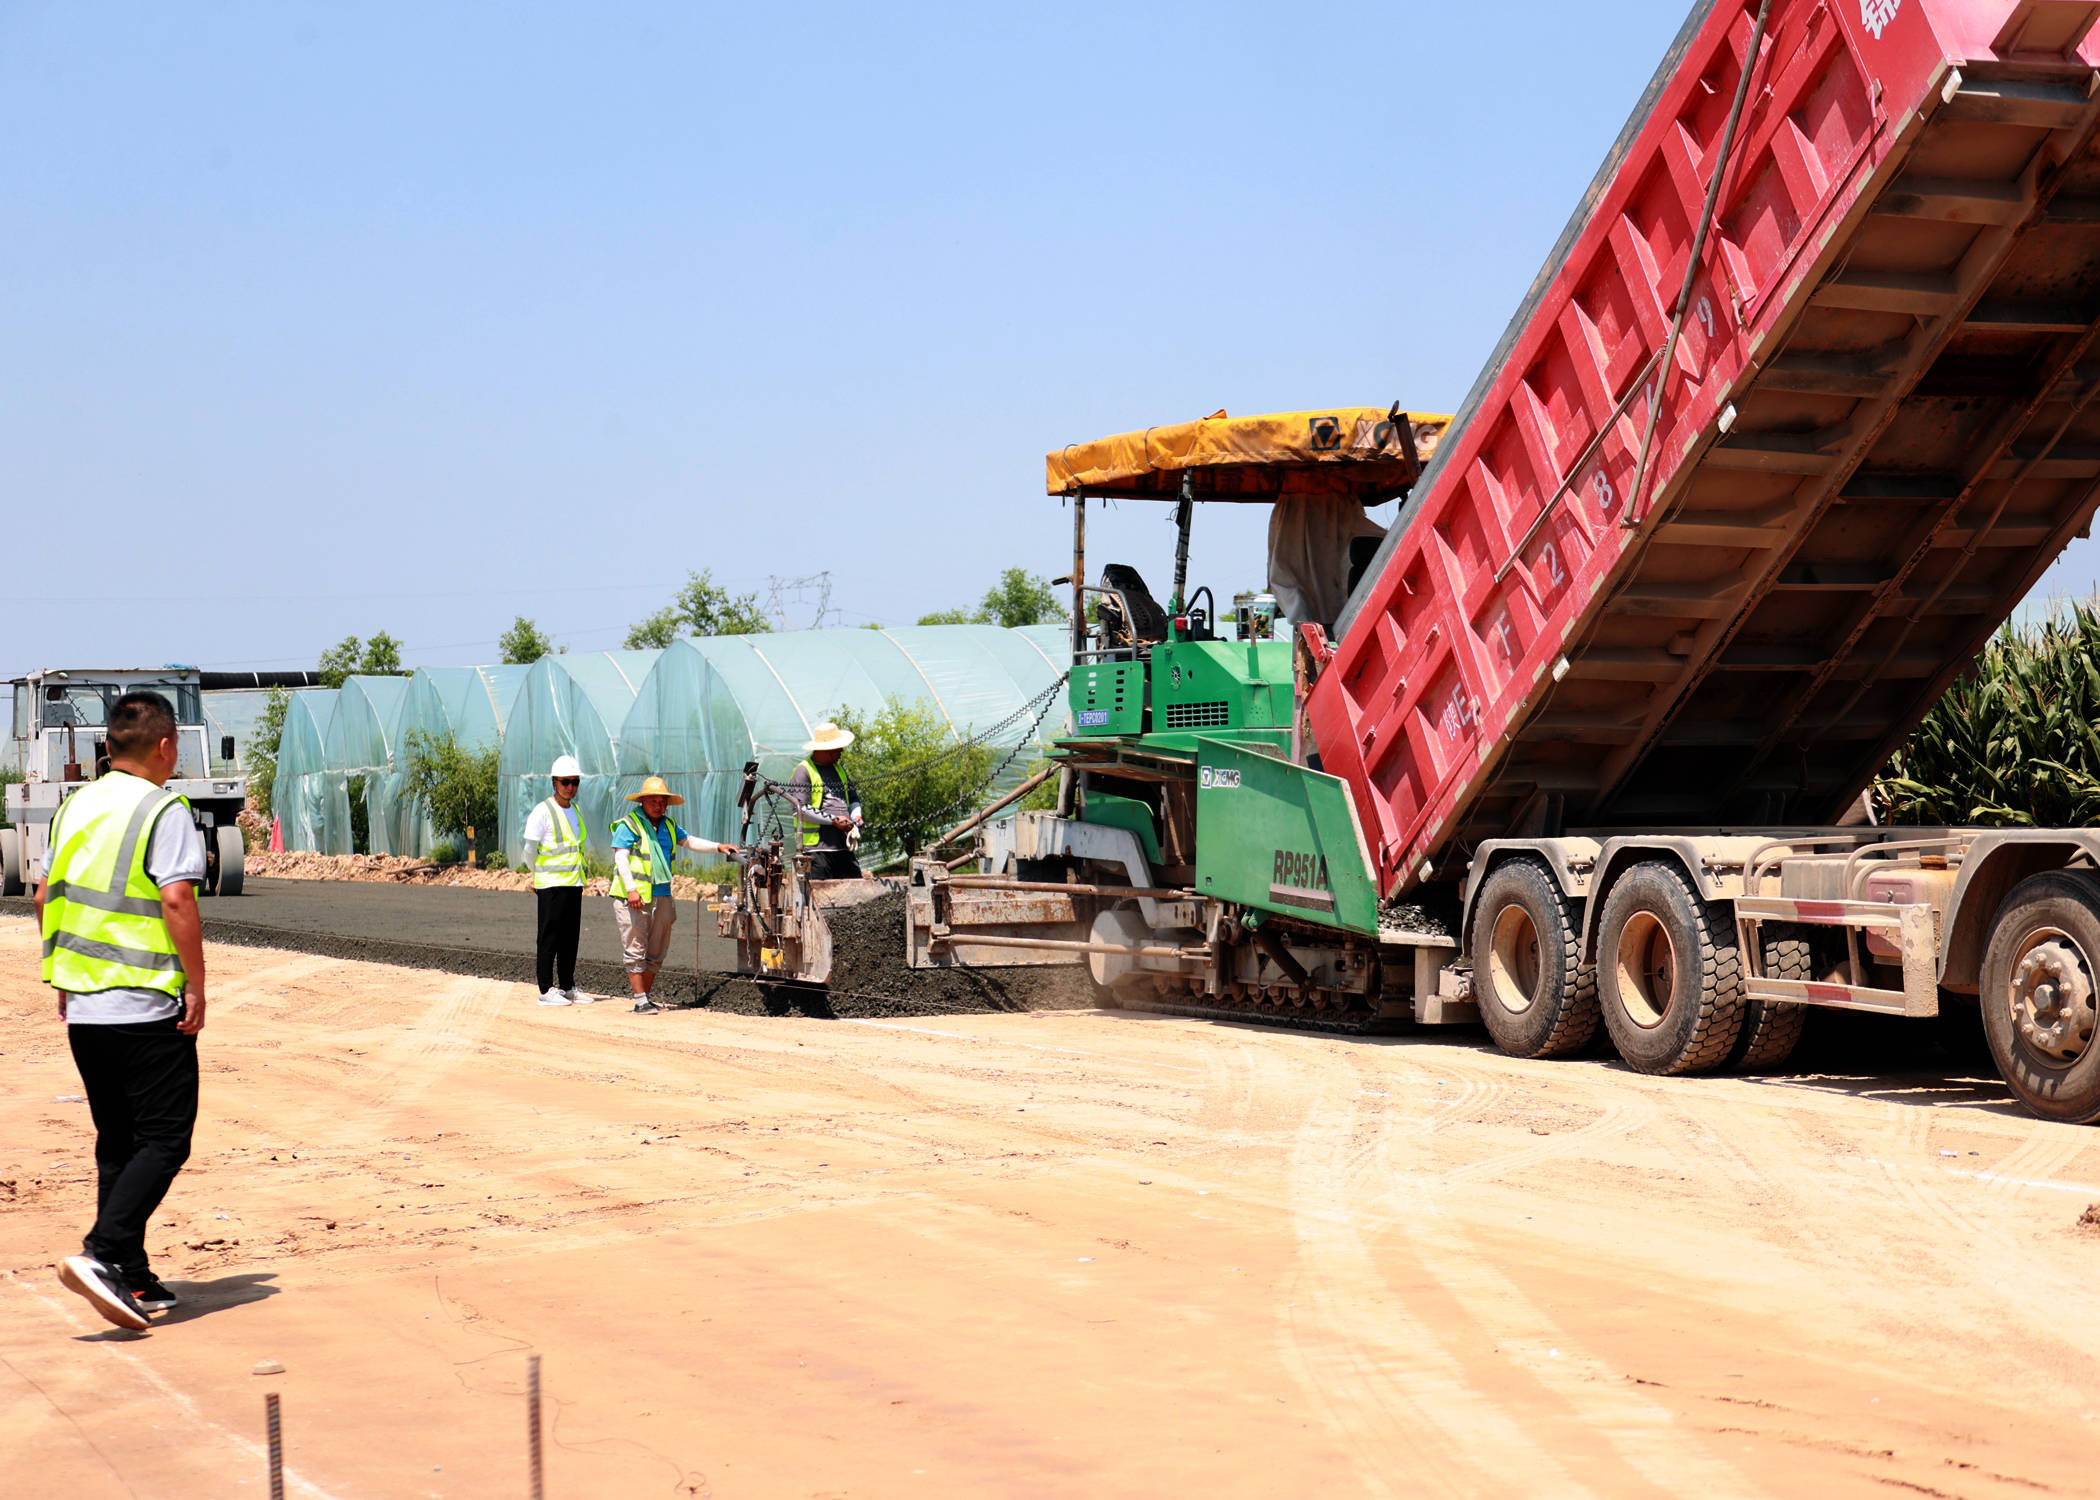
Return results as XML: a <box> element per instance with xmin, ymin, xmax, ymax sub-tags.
<box><xmin>42</xmin><ymin>799</ymin><xmax>206</xmax><ymax>1025</ymax></box>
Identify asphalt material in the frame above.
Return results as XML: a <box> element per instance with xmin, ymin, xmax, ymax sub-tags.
<box><xmin>0</xmin><ymin>878</ymin><xmax>1090</xmax><ymax>1018</ymax></box>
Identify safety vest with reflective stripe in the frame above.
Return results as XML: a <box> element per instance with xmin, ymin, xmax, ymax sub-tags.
<box><xmin>607</xmin><ymin>810</ymin><xmax>681</xmax><ymax>901</ymax></box>
<box><xmin>532</xmin><ymin>798</ymin><xmax>586</xmax><ymax>890</ymax></box>
<box><xmin>40</xmin><ymin>771</ymin><xmax>191</xmax><ymax>998</ymax></box>
<box><xmin>799</xmin><ymin>759</ymin><xmax>851</xmax><ymax>848</ymax></box>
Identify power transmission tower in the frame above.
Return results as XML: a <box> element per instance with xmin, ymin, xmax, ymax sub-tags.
<box><xmin>765</xmin><ymin>572</ymin><xmax>837</xmax><ymax>631</ymax></box>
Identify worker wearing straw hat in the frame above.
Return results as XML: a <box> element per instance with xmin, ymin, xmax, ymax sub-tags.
<box><xmin>609</xmin><ymin>776</ymin><xmax>739</xmax><ymax>1014</ymax></box>
<box><xmin>788</xmin><ymin>722</ymin><xmax>864</xmax><ymax>881</ymax></box>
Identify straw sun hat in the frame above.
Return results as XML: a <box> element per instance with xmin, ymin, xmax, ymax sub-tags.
<box><xmin>625</xmin><ymin>775</ymin><xmax>685</xmax><ymax>805</ymax></box>
<box><xmin>803</xmin><ymin>722</ymin><xmax>856</xmax><ymax>753</ymax></box>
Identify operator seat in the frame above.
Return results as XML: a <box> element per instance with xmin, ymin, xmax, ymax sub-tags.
<box><xmin>1100</xmin><ymin>564</ymin><xmax>1170</xmax><ymax>647</ymax></box>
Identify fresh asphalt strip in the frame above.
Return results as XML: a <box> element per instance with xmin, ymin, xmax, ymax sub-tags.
<box><xmin>0</xmin><ymin>877</ymin><xmax>1090</xmax><ymax>1019</ymax></box>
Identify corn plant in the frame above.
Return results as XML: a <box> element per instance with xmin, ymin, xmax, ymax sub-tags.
<box><xmin>1877</xmin><ymin>599</ymin><xmax>2100</xmax><ymax>826</ymax></box>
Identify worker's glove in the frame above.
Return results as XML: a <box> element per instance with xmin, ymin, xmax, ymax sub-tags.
<box><xmin>846</xmin><ymin>825</ymin><xmax>862</xmax><ymax>853</ymax></box>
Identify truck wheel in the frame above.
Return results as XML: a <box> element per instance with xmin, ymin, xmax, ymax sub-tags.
<box><xmin>215</xmin><ymin>825</ymin><xmax>245</xmax><ymax>898</ymax></box>
<box><xmin>1597</xmin><ymin>861</ymin><xmax>1744</xmax><ymax>1075</ymax></box>
<box><xmin>1468</xmin><ymin>859</ymin><xmax>1597</xmax><ymax>1058</ymax></box>
<box><xmin>0</xmin><ymin>828</ymin><xmax>22</xmax><ymax>898</ymax></box>
<box><xmin>1731</xmin><ymin>924</ymin><xmax>1810</xmax><ymax>1070</ymax></box>
<box><xmin>1979</xmin><ymin>872</ymin><xmax>2100</xmax><ymax>1123</ymax></box>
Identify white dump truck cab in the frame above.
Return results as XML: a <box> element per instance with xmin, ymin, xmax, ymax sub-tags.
<box><xmin>2</xmin><ymin>667</ymin><xmax>247</xmax><ymax>898</ymax></box>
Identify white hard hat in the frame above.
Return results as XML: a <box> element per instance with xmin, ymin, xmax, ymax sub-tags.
<box><xmin>550</xmin><ymin>754</ymin><xmax>582</xmax><ymax>779</ymax></box>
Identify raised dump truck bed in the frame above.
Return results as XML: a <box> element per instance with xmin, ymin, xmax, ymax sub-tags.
<box><xmin>1311</xmin><ymin>0</ymin><xmax>2100</xmax><ymax>894</ymax></box>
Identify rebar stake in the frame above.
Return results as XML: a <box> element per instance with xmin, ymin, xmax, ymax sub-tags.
<box><xmin>265</xmin><ymin>1391</ymin><xmax>285</xmax><ymax>1500</ymax></box>
<box><xmin>527</xmin><ymin>1353</ymin><xmax>544</xmax><ymax>1500</ymax></box>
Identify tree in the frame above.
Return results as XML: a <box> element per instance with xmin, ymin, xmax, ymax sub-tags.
<box><xmin>829</xmin><ymin>698</ymin><xmax>994</xmax><ymax>865</ymax></box>
<box><xmin>499</xmin><ymin>616</ymin><xmax>556</xmax><ymax>664</ymax></box>
<box><xmin>917</xmin><ymin>568</ymin><xmax>1065</xmax><ymax>629</ymax></box>
<box><xmin>402</xmin><ymin>728</ymin><xmax>502</xmax><ymax>859</ymax></box>
<box><xmin>318</xmin><ymin>633</ymin><xmax>411</xmax><ymax>687</ymax></box>
<box><xmin>360</xmin><ymin>631</ymin><xmax>406</xmax><ymax>676</ymax></box>
<box><xmin>246</xmin><ymin>686</ymin><xmax>291</xmax><ymax>823</ymax></box>
<box><xmin>625</xmin><ymin>570</ymin><xmax>771</xmax><ymax>648</ymax></box>
<box><xmin>624</xmin><ymin>607</ymin><xmax>682</xmax><ymax>650</ymax></box>
<box><xmin>977</xmin><ymin>568</ymin><xmax>1062</xmax><ymax>628</ymax></box>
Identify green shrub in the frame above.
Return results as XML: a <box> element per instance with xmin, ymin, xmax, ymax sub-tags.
<box><xmin>829</xmin><ymin>698</ymin><xmax>995</xmax><ymax>866</ymax></box>
<box><xmin>346</xmin><ymin>774</ymin><xmax>371</xmax><ymax>855</ymax></box>
<box><xmin>246</xmin><ymin>686</ymin><xmax>290</xmax><ymax>824</ymax></box>
<box><xmin>0</xmin><ymin>765</ymin><xmax>20</xmax><ymax>829</ymax></box>
<box><xmin>483</xmin><ymin>850</ymin><xmax>509</xmax><ymax>871</ymax></box>
<box><xmin>402</xmin><ymin>729</ymin><xmax>501</xmax><ymax>857</ymax></box>
<box><xmin>430</xmin><ymin>838</ymin><xmax>462</xmax><ymax>866</ymax></box>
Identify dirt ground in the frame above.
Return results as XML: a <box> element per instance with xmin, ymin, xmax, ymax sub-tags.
<box><xmin>5</xmin><ymin>917</ymin><xmax>2100</xmax><ymax>1499</ymax></box>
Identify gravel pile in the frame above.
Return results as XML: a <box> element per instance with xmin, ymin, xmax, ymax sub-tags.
<box><xmin>1378</xmin><ymin>891</ymin><xmax>1458</xmax><ymax>940</ymax></box>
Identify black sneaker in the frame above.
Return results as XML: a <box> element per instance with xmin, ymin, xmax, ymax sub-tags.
<box><xmin>631</xmin><ymin>996</ymin><xmax>661</xmax><ymax>1013</ymax></box>
<box><xmin>58</xmin><ymin>1256</ymin><xmax>150</xmax><ymax>1331</ymax></box>
<box><xmin>126</xmin><ymin>1274</ymin><xmax>179</xmax><ymax>1313</ymax></box>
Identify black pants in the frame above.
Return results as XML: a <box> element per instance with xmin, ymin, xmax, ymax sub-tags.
<box><xmin>68</xmin><ymin>1015</ymin><xmax>198</xmax><ymax>1279</ymax></box>
<box><xmin>536</xmin><ymin>885</ymin><xmax>582</xmax><ymax>991</ymax></box>
<box><xmin>809</xmin><ymin>848</ymin><xmax>863</xmax><ymax>880</ymax></box>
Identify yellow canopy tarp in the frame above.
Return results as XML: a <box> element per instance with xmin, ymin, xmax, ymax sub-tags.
<box><xmin>1047</xmin><ymin>407</ymin><xmax>1451</xmax><ymax>502</ymax></box>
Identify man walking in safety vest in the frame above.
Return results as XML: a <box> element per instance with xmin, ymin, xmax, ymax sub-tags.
<box><xmin>611</xmin><ymin>776</ymin><xmax>738</xmax><ymax>1013</ymax></box>
<box><xmin>788</xmin><ymin>722</ymin><xmax>864</xmax><ymax>880</ymax></box>
<box><xmin>37</xmin><ymin>691</ymin><xmax>207</xmax><ymax>1331</ymax></box>
<box><xmin>522</xmin><ymin>755</ymin><xmax>592</xmax><ymax>1006</ymax></box>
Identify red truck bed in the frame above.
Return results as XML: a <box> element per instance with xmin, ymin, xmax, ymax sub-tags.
<box><xmin>1309</xmin><ymin>0</ymin><xmax>2100</xmax><ymax>894</ymax></box>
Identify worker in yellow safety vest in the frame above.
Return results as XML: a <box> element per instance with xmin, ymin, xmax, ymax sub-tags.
<box><xmin>37</xmin><ymin>690</ymin><xmax>208</xmax><ymax>1333</ymax></box>
<box><xmin>788</xmin><ymin>722</ymin><xmax>864</xmax><ymax>880</ymax></box>
<box><xmin>609</xmin><ymin>776</ymin><xmax>740</xmax><ymax>1013</ymax></box>
<box><xmin>521</xmin><ymin>755</ymin><xmax>592</xmax><ymax>1006</ymax></box>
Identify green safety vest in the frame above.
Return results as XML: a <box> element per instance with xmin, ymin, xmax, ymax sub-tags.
<box><xmin>800</xmin><ymin>759</ymin><xmax>851</xmax><ymax>848</ymax></box>
<box><xmin>607</xmin><ymin>808</ymin><xmax>681</xmax><ymax>901</ymax></box>
<box><xmin>532</xmin><ymin>798</ymin><xmax>586</xmax><ymax>890</ymax></box>
<box><xmin>40</xmin><ymin>771</ymin><xmax>192</xmax><ymax>998</ymax></box>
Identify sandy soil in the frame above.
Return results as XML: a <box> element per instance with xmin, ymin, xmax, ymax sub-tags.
<box><xmin>5</xmin><ymin>916</ymin><xmax>2100</xmax><ymax>1499</ymax></box>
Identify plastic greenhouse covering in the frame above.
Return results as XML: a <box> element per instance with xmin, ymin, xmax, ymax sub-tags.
<box><xmin>271</xmin><ymin>626</ymin><xmax>1074</xmax><ymax>861</ymax></box>
<box><xmin>270</xmin><ymin>689</ymin><xmax>338</xmax><ymax>852</ymax></box>
<box><xmin>316</xmin><ymin>675</ymin><xmax>413</xmax><ymax>855</ymax></box>
<box><xmin>497</xmin><ymin>651</ymin><xmax>660</xmax><ymax>863</ymax></box>
<box><xmin>618</xmin><ymin>624</ymin><xmax>1069</xmax><ymax>851</ymax></box>
<box><xmin>391</xmin><ymin>665</ymin><xmax>529</xmax><ymax>855</ymax></box>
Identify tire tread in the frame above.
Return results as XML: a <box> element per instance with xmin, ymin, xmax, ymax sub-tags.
<box><xmin>1599</xmin><ymin>861</ymin><xmax>1745</xmax><ymax>1075</ymax></box>
<box><xmin>1733</xmin><ymin>933</ymin><xmax>1809</xmax><ymax>1070</ymax></box>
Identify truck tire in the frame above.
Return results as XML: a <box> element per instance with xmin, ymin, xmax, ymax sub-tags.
<box><xmin>1596</xmin><ymin>861</ymin><xmax>1744</xmax><ymax>1075</ymax></box>
<box><xmin>1468</xmin><ymin>858</ymin><xmax>1597</xmax><ymax>1058</ymax></box>
<box><xmin>0</xmin><ymin>828</ymin><xmax>22</xmax><ymax>898</ymax></box>
<box><xmin>215</xmin><ymin>825</ymin><xmax>245</xmax><ymax>898</ymax></box>
<box><xmin>1979</xmin><ymin>871</ymin><xmax>2100</xmax><ymax>1124</ymax></box>
<box><xmin>1731</xmin><ymin>924</ymin><xmax>1810</xmax><ymax>1070</ymax></box>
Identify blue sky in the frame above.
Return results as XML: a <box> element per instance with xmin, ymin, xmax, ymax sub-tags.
<box><xmin>7</xmin><ymin>0</ymin><xmax>2097</xmax><ymax>687</ymax></box>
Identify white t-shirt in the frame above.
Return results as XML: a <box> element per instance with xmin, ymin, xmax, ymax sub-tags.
<box><xmin>42</xmin><ymin>800</ymin><xmax>207</xmax><ymax>1025</ymax></box>
<box><xmin>521</xmin><ymin>799</ymin><xmax>582</xmax><ymax>847</ymax></box>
